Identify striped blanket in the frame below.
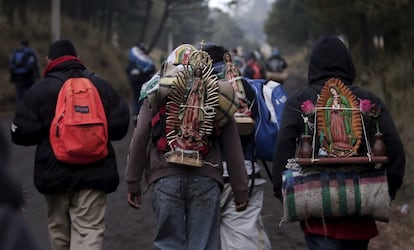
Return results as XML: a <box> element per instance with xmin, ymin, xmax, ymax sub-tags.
<box><xmin>282</xmin><ymin>167</ymin><xmax>390</xmax><ymax>222</ymax></box>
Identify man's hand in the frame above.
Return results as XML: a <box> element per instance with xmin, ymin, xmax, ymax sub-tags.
<box><xmin>127</xmin><ymin>192</ymin><xmax>142</xmax><ymax>209</ymax></box>
<box><xmin>235</xmin><ymin>201</ymin><xmax>248</xmax><ymax>212</ymax></box>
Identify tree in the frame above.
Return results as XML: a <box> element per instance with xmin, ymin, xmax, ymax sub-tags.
<box><xmin>264</xmin><ymin>0</ymin><xmax>313</xmax><ymax>50</ymax></box>
<box><xmin>264</xmin><ymin>0</ymin><xmax>414</xmax><ymax>65</ymax></box>
<box><xmin>51</xmin><ymin>0</ymin><xmax>60</xmax><ymax>42</ymax></box>
<box><xmin>2</xmin><ymin>0</ymin><xmax>29</xmax><ymax>25</ymax></box>
<box><xmin>205</xmin><ymin>9</ymin><xmax>248</xmax><ymax>51</ymax></box>
<box><xmin>114</xmin><ymin>0</ymin><xmax>209</xmax><ymax>52</ymax></box>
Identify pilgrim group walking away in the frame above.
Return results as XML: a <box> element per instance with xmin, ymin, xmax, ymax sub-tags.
<box><xmin>7</xmin><ymin>33</ymin><xmax>405</xmax><ymax>250</ymax></box>
<box><xmin>9</xmin><ymin>39</ymin><xmax>40</xmax><ymax>104</ymax></box>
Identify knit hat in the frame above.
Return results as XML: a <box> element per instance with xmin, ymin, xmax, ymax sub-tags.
<box><xmin>47</xmin><ymin>40</ymin><xmax>77</xmax><ymax>60</ymax></box>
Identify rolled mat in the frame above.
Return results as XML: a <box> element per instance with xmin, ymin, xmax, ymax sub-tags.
<box><xmin>282</xmin><ymin>168</ymin><xmax>390</xmax><ymax>222</ymax></box>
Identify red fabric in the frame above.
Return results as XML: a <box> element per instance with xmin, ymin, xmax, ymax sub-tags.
<box><xmin>250</xmin><ymin>63</ymin><xmax>263</xmax><ymax>79</ymax></box>
<box><xmin>156</xmin><ymin>138</ymin><xmax>168</xmax><ymax>151</ymax></box>
<box><xmin>151</xmin><ymin>109</ymin><xmax>161</xmax><ymax>126</ymax></box>
<box><xmin>301</xmin><ymin>219</ymin><xmax>379</xmax><ymax>240</ymax></box>
<box><xmin>43</xmin><ymin>55</ymin><xmax>80</xmax><ymax>76</ymax></box>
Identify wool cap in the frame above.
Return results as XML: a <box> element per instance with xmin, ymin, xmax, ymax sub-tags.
<box><xmin>47</xmin><ymin>40</ymin><xmax>77</xmax><ymax>59</ymax></box>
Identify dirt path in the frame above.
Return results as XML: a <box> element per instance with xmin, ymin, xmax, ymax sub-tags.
<box><xmin>2</xmin><ymin>73</ymin><xmax>309</xmax><ymax>250</ymax></box>
<box><xmin>3</xmin><ymin>121</ymin><xmax>307</xmax><ymax>250</ymax></box>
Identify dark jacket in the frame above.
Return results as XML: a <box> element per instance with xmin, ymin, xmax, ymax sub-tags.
<box><xmin>9</xmin><ymin>45</ymin><xmax>40</xmax><ymax>83</ymax></box>
<box><xmin>272</xmin><ymin>34</ymin><xmax>405</xmax><ymax>239</ymax></box>
<box><xmin>11</xmin><ymin>59</ymin><xmax>130</xmax><ymax>194</ymax></box>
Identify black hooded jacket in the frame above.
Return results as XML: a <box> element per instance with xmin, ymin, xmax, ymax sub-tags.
<box><xmin>272</xmin><ymin>34</ymin><xmax>406</xmax><ymax>200</ymax></box>
<box><xmin>11</xmin><ymin>59</ymin><xmax>130</xmax><ymax>194</ymax></box>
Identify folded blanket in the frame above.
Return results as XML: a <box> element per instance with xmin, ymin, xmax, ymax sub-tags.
<box><xmin>282</xmin><ymin>167</ymin><xmax>390</xmax><ymax>222</ymax></box>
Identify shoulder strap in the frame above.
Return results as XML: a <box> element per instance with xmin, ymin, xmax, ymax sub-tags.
<box><xmin>81</xmin><ymin>69</ymin><xmax>95</xmax><ymax>79</ymax></box>
<box><xmin>11</xmin><ymin>48</ymin><xmax>28</xmax><ymax>65</ymax></box>
<box><xmin>47</xmin><ymin>71</ymin><xmax>68</xmax><ymax>83</ymax></box>
<box><xmin>48</xmin><ymin>69</ymin><xmax>94</xmax><ymax>84</ymax></box>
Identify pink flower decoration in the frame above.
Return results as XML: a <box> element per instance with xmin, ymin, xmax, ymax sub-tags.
<box><xmin>360</xmin><ymin>99</ymin><xmax>372</xmax><ymax>113</ymax></box>
<box><xmin>360</xmin><ymin>99</ymin><xmax>381</xmax><ymax>133</ymax></box>
<box><xmin>301</xmin><ymin>100</ymin><xmax>315</xmax><ymax>115</ymax></box>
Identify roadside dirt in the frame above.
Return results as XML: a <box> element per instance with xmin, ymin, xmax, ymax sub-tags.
<box><xmin>2</xmin><ymin>70</ymin><xmax>411</xmax><ymax>249</ymax></box>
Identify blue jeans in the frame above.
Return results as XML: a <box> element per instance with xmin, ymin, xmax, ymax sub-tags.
<box><xmin>305</xmin><ymin>234</ymin><xmax>369</xmax><ymax>250</ymax></box>
<box><xmin>151</xmin><ymin>175</ymin><xmax>221</xmax><ymax>250</ymax></box>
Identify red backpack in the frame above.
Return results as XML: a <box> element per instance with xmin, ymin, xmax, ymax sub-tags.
<box><xmin>50</xmin><ymin>72</ymin><xmax>108</xmax><ymax>164</ymax></box>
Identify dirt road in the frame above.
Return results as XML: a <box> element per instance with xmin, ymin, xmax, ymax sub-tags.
<box><xmin>1</xmin><ymin>72</ymin><xmax>308</xmax><ymax>250</ymax></box>
<box><xmin>2</xmin><ymin>119</ymin><xmax>306</xmax><ymax>250</ymax></box>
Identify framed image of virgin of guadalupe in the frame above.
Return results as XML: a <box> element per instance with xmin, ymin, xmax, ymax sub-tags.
<box><xmin>282</xmin><ymin>78</ymin><xmax>391</xmax><ymax>222</ymax></box>
<box><xmin>316</xmin><ymin>78</ymin><xmax>362</xmax><ymax>157</ymax></box>
<box><xmin>297</xmin><ymin>78</ymin><xmax>388</xmax><ymax>165</ymax></box>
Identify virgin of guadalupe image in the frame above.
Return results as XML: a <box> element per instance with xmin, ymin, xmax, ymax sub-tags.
<box><xmin>316</xmin><ymin>78</ymin><xmax>362</xmax><ymax>157</ymax></box>
<box><xmin>177</xmin><ymin>67</ymin><xmax>205</xmax><ymax>150</ymax></box>
<box><xmin>223</xmin><ymin>52</ymin><xmax>250</xmax><ymax>116</ymax></box>
<box><xmin>224</xmin><ymin>52</ymin><xmax>242</xmax><ymax>91</ymax></box>
<box><xmin>164</xmin><ymin>47</ymin><xmax>219</xmax><ymax>167</ymax></box>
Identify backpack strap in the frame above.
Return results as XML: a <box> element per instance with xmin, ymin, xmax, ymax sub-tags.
<box><xmin>12</xmin><ymin>48</ymin><xmax>28</xmax><ymax>64</ymax></box>
<box><xmin>47</xmin><ymin>71</ymin><xmax>68</xmax><ymax>83</ymax></box>
<box><xmin>81</xmin><ymin>69</ymin><xmax>95</xmax><ymax>79</ymax></box>
<box><xmin>11</xmin><ymin>48</ymin><xmax>33</xmax><ymax>74</ymax></box>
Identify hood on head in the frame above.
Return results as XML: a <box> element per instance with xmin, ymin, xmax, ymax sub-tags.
<box><xmin>308</xmin><ymin>34</ymin><xmax>355</xmax><ymax>86</ymax></box>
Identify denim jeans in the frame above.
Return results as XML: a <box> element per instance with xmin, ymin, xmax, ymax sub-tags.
<box><xmin>151</xmin><ymin>175</ymin><xmax>221</xmax><ymax>250</ymax></box>
<box><xmin>305</xmin><ymin>234</ymin><xmax>369</xmax><ymax>250</ymax></box>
